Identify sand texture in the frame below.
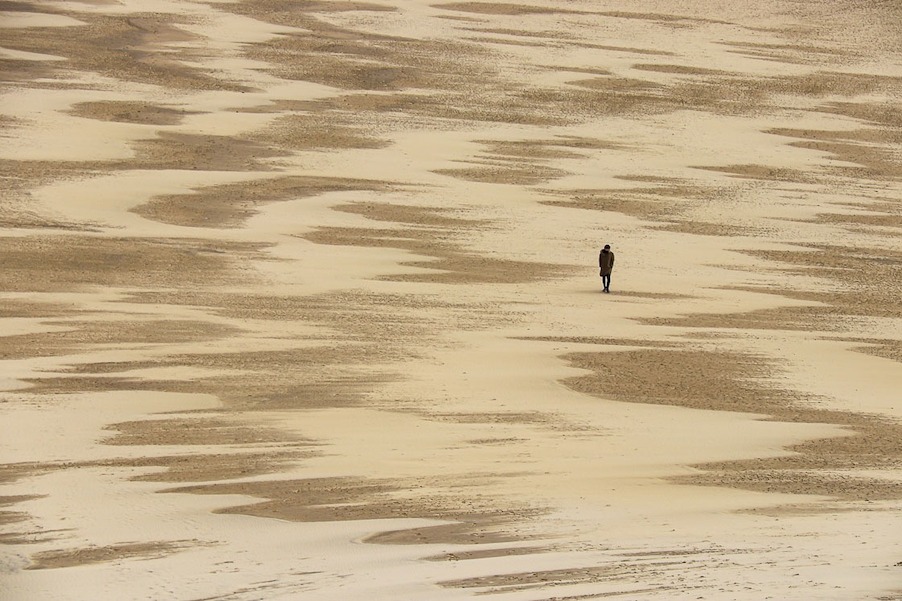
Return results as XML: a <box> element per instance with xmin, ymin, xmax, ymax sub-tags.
<box><xmin>1</xmin><ymin>1</ymin><xmax>901</xmax><ymax>599</ymax></box>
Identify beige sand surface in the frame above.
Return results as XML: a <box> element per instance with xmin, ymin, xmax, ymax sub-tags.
<box><xmin>1</xmin><ymin>1</ymin><xmax>901</xmax><ymax>599</ymax></box>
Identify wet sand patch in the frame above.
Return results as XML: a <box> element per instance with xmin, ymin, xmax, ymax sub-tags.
<box><xmin>638</xmin><ymin>304</ymin><xmax>849</xmax><ymax>333</ymax></box>
<box><xmin>436</xmin><ymin>565</ymin><xmax>655</xmax><ymax>594</ymax></box>
<box><xmin>13</xmin><ymin>274</ymin><xmax>454</xmax><ymax>411</ymax></box>
<box><xmin>0</xmin><ymin>159</ymin><xmax>113</xmax><ymax>203</ymax></box>
<box><xmin>22</xmin><ymin>358</ymin><xmax>388</xmax><ymax>410</ymax></box>
<box><xmin>633</xmin><ymin>64</ymin><xmax>733</xmax><ymax>76</ymax></box>
<box><xmin>364</xmin><ymin>518</ymin><xmax>530</xmax><ymax>546</ymax></box>
<box><xmin>103</xmin><ymin>416</ymin><xmax>296</xmax><ymax>447</ymax></box>
<box><xmin>125</xmin><ymin>449</ymin><xmax>313</xmax><ymax>483</ymax></box>
<box><xmin>817</xmin><ymin>100</ymin><xmax>902</xmax><ymax>128</ymax></box>
<box><xmin>562</xmin><ymin>345</ymin><xmax>902</xmax><ymax>501</ymax></box>
<box><xmin>0</xmin><ymin>235</ymin><xmax>265</xmax><ymax>293</ymax></box>
<box><xmin>172</xmin><ymin>474</ymin><xmax>543</xmax><ymax>545</ymax></box>
<box><xmin>23</xmin><ymin>448</ymin><xmax>314</xmax><ymax>486</ymax></box>
<box><xmin>0</xmin><ymin>495</ymin><xmax>41</xmax><ymax>533</ymax></box>
<box><xmin>738</xmin><ymin>245</ymin><xmax>902</xmax><ymax>320</ymax></box>
<box><xmin>541</xmin><ymin>180</ymin><xmax>729</xmax><ymax>226</ymax></box>
<box><xmin>256</xmin><ymin>92</ymin><xmax>427</xmax><ymax>115</ymax></box>
<box><xmin>231</xmin><ymin>9</ymin><xmax>664</xmax><ymax>127</ymax></box>
<box><xmin>845</xmin><ymin>338</ymin><xmax>902</xmax><ymax>365</ymax></box>
<box><xmin>0</xmin><ymin>319</ymin><xmax>242</xmax><ymax>359</ymax></box>
<box><xmin>0</xmin><ymin>60</ymin><xmax>56</xmax><ymax>84</ymax></box>
<box><xmin>0</xmin><ymin>135</ymin><xmax>280</xmax><ymax>186</ymax></box>
<box><xmin>237</xmin><ymin>15</ymin><xmax>490</xmax><ymax>94</ymax></box>
<box><xmin>129</xmin><ymin>132</ymin><xmax>284</xmax><ymax>172</ymax></box>
<box><xmin>0</xmin><ymin>508</ymin><xmax>29</xmax><ymax>528</ymax></box>
<box><xmin>597</xmin><ymin>11</ymin><xmax>731</xmax><ymax>26</ymax></box>
<box><xmin>434</xmin><ymin>162</ymin><xmax>568</xmax><ymax>185</ymax></box>
<box><xmin>305</xmin><ymin>224</ymin><xmax>566</xmax><ymax>283</ymax></box>
<box><xmin>435</xmin><ymin>3</ymin><xmax>582</xmax><ymax>16</ymax></box>
<box><xmin>217</xmin><ymin>0</ymin><xmax>396</xmax><ymax>29</ymax></box>
<box><xmin>435</xmin><ymin>136</ymin><xmax>625</xmax><ymax>184</ymax></box>
<box><xmin>304</xmin><ymin>203</ymin><xmax>567</xmax><ymax>284</ymax></box>
<box><xmin>682</xmin><ymin>403</ymin><xmax>902</xmax><ymax>501</ymax></box>
<box><xmin>27</xmin><ymin>540</ymin><xmax>200</xmax><ymax>570</ymax></box>
<box><xmin>516</xmin><ymin>336</ymin><xmax>681</xmax><ymax>348</ymax></box>
<box><xmin>0</xmin><ymin>463</ymin><xmax>53</xmax><ymax>486</ymax></box>
<box><xmin>334</xmin><ymin>202</ymin><xmax>483</xmax><ymax>228</ymax></box>
<box><xmin>424</xmin><ymin>411</ymin><xmax>549</xmax><ymax>426</ymax></box>
<box><xmin>2</xmin><ymin>526</ymin><xmax>71</xmax><ymax>546</ymax></box>
<box><xmin>0</xmin><ymin>2</ymin><xmax>45</xmax><ymax>13</ymax></box>
<box><xmin>562</xmin><ymin>348</ymin><xmax>778</xmax><ymax>416</ymax></box>
<box><xmin>424</xmin><ymin>544</ymin><xmax>550</xmax><ymax>561</ymax></box>
<box><xmin>473</xmin><ymin>139</ymin><xmax>593</xmax><ymax>160</ymax></box>
<box><xmin>67</xmin><ymin>101</ymin><xmax>196</xmax><ymax>126</ymax></box>
<box><xmin>695</xmin><ymin>163</ymin><xmax>817</xmax><ymax>183</ymax></box>
<box><xmin>721</xmin><ymin>41</ymin><xmax>850</xmax><ymax>65</ymax></box>
<box><xmin>653</xmin><ymin>220</ymin><xmax>758</xmax><ymax>236</ymax></box>
<box><xmin>815</xmin><ymin>211</ymin><xmax>902</xmax><ymax>230</ymax></box>
<box><xmin>123</xmin><ymin>288</ymin><xmax>469</xmax><ymax>330</ymax></box>
<box><xmin>0</xmin><ymin>300</ymin><xmax>73</xmax><ymax>319</ymax></box>
<box><xmin>134</xmin><ymin>175</ymin><xmax>394</xmax><ymax>228</ymax></box>
<box><xmin>574</xmin><ymin>42</ymin><xmax>675</xmax><ymax>56</ymax></box>
<box><xmin>766</xmin><ymin>126</ymin><xmax>902</xmax><ymax>180</ymax></box>
<box><xmin>2</xmin><ymin>10</ymin><xmax>249</xmax><ymax>91</ymax></box>
<box><xmin>247</xmin><ymin>112</ymin><xmax>394</xmax><ymax>152</ymax></box>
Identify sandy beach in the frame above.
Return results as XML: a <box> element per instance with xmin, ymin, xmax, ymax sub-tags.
<box><xmin>1</xmin><ymin>0</ymin><xmax>901</xmax><ymax>599</ymax></box>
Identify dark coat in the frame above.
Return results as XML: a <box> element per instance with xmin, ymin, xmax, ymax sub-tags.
<box><xmin>599</xmin><ymin>249</ymin><xmax>615</xmax><ymax>276</ymax></box>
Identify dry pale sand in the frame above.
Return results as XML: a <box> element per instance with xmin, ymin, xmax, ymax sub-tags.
<box><xmin>1</xmin><ymin>0</ymin><xmax>901</xmax><ymax>599</ymax></box>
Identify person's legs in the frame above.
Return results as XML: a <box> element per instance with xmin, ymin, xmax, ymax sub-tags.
<box><xmin>602</xmin><ymin>275</ymin><xmax>610</xmax><ymax>292</ymax></box>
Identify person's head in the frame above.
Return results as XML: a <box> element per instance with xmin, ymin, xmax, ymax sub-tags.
<box><xmin>603</xmin><ymin>244</ymin><xmax>610</xmax><ymax>252</ymax></box>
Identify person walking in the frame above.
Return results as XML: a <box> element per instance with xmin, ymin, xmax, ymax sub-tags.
<box><xmin>599</xmin><ymin>244</ymin><xmax>615</xmax><ymax>293</ymax></box>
